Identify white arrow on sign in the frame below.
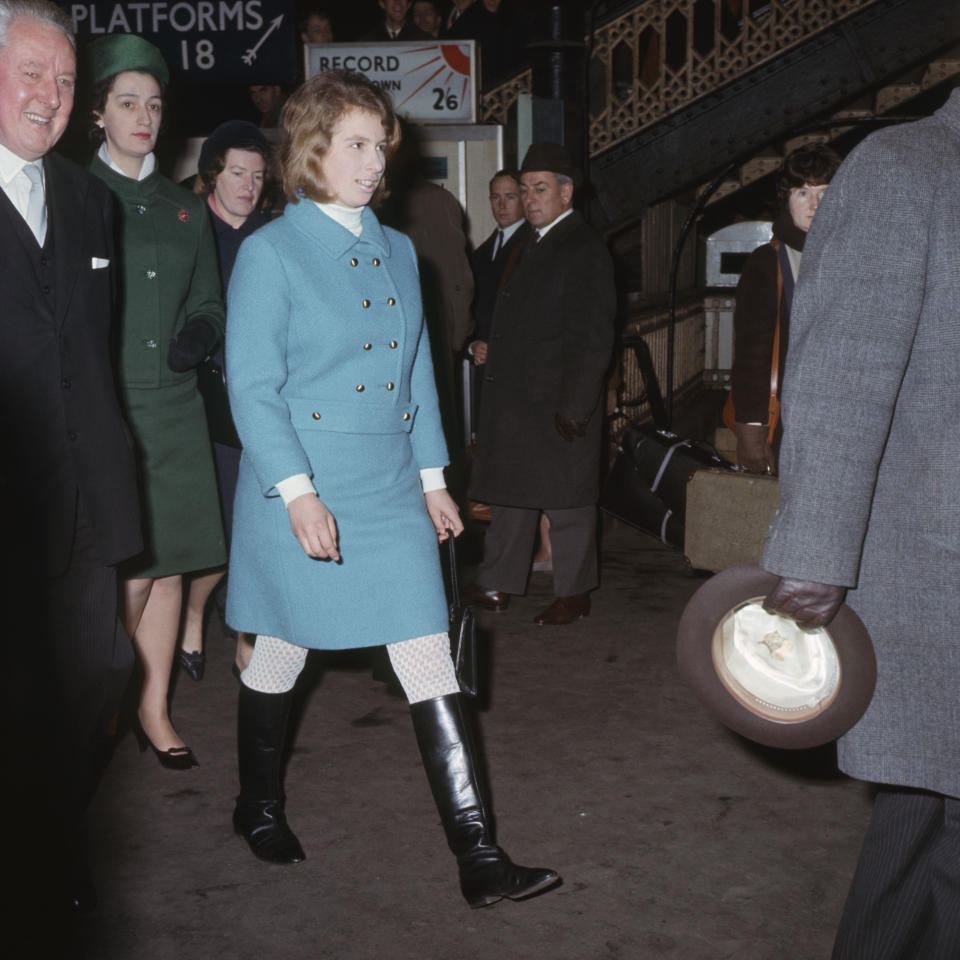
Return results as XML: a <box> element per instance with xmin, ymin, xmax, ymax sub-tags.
<box><xmin>242</xmin><ymin>15</ymin><xmax>284</xmax><ymax>65</ymax></box>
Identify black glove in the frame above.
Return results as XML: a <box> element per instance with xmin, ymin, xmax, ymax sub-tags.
<box><xmin>555</xmin><ymin>412</ymin><xmax>586</xmax><ymax>442</ymax></box>
<box><xmin>762</xmin><ymin>577</ymin><xmax>846</xmax><ymax>629</ymax></box>
<box><xmin>167</xmin><ymin>318</ymin><xmax>219</xmax><ymax>373</ymax></box>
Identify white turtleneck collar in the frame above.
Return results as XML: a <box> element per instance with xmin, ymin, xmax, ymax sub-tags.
<box><xmin>98</xmin><ymin>141</ymin><xmax>156</xmax><ymax>181</ymax></box>
<box><xmin>314</xmin><ymin>200</ymin><xmax>364</xmax><ymax>237</ymax></box>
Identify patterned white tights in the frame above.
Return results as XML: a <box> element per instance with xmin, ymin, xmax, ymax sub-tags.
<box><xmin>241</xmin><ymin>632</ymin><xmax>459</xmax><ymax>703</ymax></box>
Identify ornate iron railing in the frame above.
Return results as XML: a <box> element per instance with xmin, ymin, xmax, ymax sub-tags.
<box><xmin>481</xmin><ymin>0</ymin><xmax>880</xmax><ymax>156</ymax></box>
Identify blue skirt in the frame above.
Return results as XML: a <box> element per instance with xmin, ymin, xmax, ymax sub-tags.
<box><xmin>225</xmin><ymin>430</ymin><xmax>448</xmax><ymax>650</ymax></box>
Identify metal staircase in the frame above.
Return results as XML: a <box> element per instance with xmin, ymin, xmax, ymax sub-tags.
<box><xmin>481</xmin><ymin>0</ymin><xmax>960</xmax><ymax>232</ymax></box>
<box><xmin>702</xmin><ymin>52</ymin><xmax>960</xmax><ymax>207</ymax></box>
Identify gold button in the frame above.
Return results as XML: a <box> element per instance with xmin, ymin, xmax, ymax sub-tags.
<box><xmin>350</xmin><ymin>258</ymin><xmax>358</xmax><ymax>267</ymax></box>
<box><xmin>312</xmin><ymin>411</ymin><xmax>321</xmax><ymax>420</ymax></box>
<box><xmin>402</xmin><ymin>412</ymin><xmax>410</xmax><ymax>421</ymax></box>
<box><xmin>389</xmin><ymin>340</ymin><xmax>398</xmax><ymax>349</ymax></box>
<box><xmin>386</xmin><ymin>382</ymin><xmax>395</xmax><ymax>391</ymax></box>
<box><xmin>387</xmin><ymin>297</ymin><xmax>396</xmax><ymax>306</ymax></box>
<box><xmin>362</xmin><ymin>299</ymin><xmax>371</xmax><ymax>308</ymax></box>
<box><xmin>356</xmin><ymin>384</ymin><xmax>365</xmax><ymax>392</ymax></box>
<box><xmin>363</xmin><ymin>343</ymin><xmax>372</xmax><ymax>350</ymax></box>
<box><xmin>372</xmin><ymin>258</ymin><xmax>380</xmax><ymax>266</ymax></box>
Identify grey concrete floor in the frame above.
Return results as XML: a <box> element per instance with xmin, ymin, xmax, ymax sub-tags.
<box><xmin>75</xmin><ymin>521</ymin><xmax>871</xmax><ymax>959</ymax></box>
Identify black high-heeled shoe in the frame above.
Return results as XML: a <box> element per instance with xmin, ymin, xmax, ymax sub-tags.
<box><xmin>179</xmin><ymin>648</ymin><xmax>206</xmax><ymax>681</ymax></box>
<box><xmin>133</xmin><ymin>720</ymin><xmax>199</xmax><ymax>770</ymax></box>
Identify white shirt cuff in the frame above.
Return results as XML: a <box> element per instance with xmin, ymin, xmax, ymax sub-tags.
<box><xmin>276</xmin><ymin>473</ymin><xmax>317</xmax><ymax>507</ymax></box>
<box><xmin>419</xmin><ymin>467</ymin><xmax>446</xmax><ymax>493</ymax></box>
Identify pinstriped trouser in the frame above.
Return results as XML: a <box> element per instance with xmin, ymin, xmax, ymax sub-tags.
<box><xmin>832</xmin><ymin>787</ymin><xmax>960</xmax><ymax>959</ymax></box>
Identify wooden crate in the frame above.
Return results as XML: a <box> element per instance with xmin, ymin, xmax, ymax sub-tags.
<box><xmin>684</xmin><ymin>468</ymin><xmax>779</xmax><ymax>572</ymax></box>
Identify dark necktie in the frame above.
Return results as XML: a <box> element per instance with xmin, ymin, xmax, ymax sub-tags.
<box><xmin>491</xmin><ymin>229</ymin><xmax>503</xmax><ymax>260</ymax></box>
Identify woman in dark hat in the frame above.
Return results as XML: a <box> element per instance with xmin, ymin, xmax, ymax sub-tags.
<box><xmin>87</xmin><ymin>34</ymin><xmax>226</xmax><ymax>769</ymax></box>
<box><xmin>224</xmin><ymin>68</ymin><xmax>559</xmax><ymax>907</ymax></box>
<box><xmin>180</xmin><ymin>120</ymin><xmax>272</xmax><ymax>681</ymax></box>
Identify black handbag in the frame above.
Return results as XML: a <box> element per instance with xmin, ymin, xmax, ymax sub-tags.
<box><xmin>445</xmin><ymin>536</ymin><xmax>478</xmax><ymax>697</ymax></box>
<box><xmin>196</xmin><ymin>354</ymin><xmax>241</xmax><ymax>449</ymax></box>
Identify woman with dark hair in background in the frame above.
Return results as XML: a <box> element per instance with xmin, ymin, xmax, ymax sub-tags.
<box><xmin>225</xmin><ymin>68</ymin><xmax>559</xmax><ymax>907</ymax></box>
<box><xmin>88</xmin><ymin>34</ymin><xmax>226</xmax><ymax>768</ymax></box>
<box><xmin>728</xmin><ymin>143</ymin><xmax>842</xmax><ymax>474</ymax></box>
<box><xmin>180</xmin><ymin>120</ymin><xmax>271</xmax><ymax>682</ymax></box>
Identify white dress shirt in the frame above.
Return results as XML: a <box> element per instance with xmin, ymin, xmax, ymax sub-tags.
<box><xmin>534</xmin><ymin>207</ymin><xmax>574</xmax><ymax>241</ymax></box>
<box><xmin>0</xmin><ymin>142</ymin><xmax>44</xmax><ymax>224</ymax></box>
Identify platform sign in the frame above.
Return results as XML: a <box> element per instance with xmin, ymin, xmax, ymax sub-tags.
<box><xmin>64</xmin><ymin>1</ymin><xmax>297</xmax><ymax>84</ymax></box>
<box><xmin>305</xmin><ymin>41</ymin><xmax>478</xmax><ymax>124</ymax></box>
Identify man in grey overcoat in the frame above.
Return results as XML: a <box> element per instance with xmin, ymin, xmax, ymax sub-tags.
<box><xmin>467</xmin><ymin>143</ymin><xmax>616</xmax><ymax>625</ymax></box>
<box><xmin>761</xmin><ymin>89</ymin><xmax>960</xmax><ymax>956</ymax></box>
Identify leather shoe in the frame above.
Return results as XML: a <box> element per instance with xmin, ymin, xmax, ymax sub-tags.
<box><xmin>534</xmin><ymin>594</ymin><xmax>590</xmax><ymax>625</ymax></box>
<box><xmin>464</xmin><ymin>582</ymin><xmax>510</xmax><ymax>613</ymax></box>
<box><xmin>179</xmin><ymin>648</ymin><xmax>205</xmax><ymax>681</ymax></box>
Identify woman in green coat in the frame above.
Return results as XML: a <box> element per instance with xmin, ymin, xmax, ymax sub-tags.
<box><xmin>88</xmin><ymin>35</ymin><xmax>226</xmax><ymax>768</ymax></box>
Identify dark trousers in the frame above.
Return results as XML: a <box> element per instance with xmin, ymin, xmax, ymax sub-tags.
<box><xmin>832</xmin><ymin>787</ymin><xmax>960</xmax><ymax>960</ymax></box>
<box><xmin>3</xmin><ymin>500</ymin><xmax>133</xmax><ymax>836</ymax></box>
<box><xmin>475</xmin><ymin>504</ymin><xmax>598</xmax><ymax>597</ymax></box>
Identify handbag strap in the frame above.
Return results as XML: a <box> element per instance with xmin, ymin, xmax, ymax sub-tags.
<box><xmin>768</xmin><ymin>239</ymin><xmax>785</xmax><ymax>416</ymax></box>
<box><xmin>446</xmin><ymin>535</ymin><xmax>461</xmax><ymax>608</ymax></box>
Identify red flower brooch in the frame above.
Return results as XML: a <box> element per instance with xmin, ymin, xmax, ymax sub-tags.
<box><xmin>177</xmin><ymin>208</ymin><xmax>190</xmax><ymax>223</ymax></box>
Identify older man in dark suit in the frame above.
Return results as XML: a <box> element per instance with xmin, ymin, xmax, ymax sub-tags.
<box><xmin>467</xmin><ymin>143</ymin><xmax>615</xmax><ymax>625</ymax></box>
<box><xmin>0</xmin><ymin>0</ymin><xmax>141</xmax><ymax>922</ymax></box>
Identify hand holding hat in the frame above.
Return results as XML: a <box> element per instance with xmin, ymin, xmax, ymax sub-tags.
<box><xmin>762</xmin><ymin>577</ymin><xmax>846</xmax><ymax>629</ymax></box>
<box><xmin>676</xmin><ymin>565</ymin><xmax>875</xmax><ymax>749</ymax></box>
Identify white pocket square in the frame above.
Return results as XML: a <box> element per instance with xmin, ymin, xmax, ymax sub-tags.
<box><xmin>91</xmin><ymin>257</ymin><xmax>110</xmax><ymax>269</ymax></box>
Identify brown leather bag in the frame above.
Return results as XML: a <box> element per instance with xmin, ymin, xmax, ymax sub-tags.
<box><xmin>722</xmin><ymin>238</ymin><xmax>783</xmax><ymax>445</ymax></box>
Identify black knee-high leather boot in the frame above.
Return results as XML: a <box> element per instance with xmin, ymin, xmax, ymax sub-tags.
<box><xmin>233</xmin><ymin>684</ymin><xmax>305</xmax><ymax>864</ymax></box>
<box><xmin>410</xmin><ymin>693</ymin><xmax>560</xmax><ymax>907</ymax></box>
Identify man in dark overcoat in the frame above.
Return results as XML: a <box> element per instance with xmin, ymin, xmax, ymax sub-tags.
<box><xmin>761</xmin><ymin>88</ymin><xmax>960</xmax><ymax>956</ymax></box>
<box><xmin>0</xmin><ymin>0</ymin><xmax>141</xmax><ymax>923</ymax></box>
<box><xmin>467</xmin><ymin>143</ymin><xmax>615</xmax><ymax>625</ymax></box>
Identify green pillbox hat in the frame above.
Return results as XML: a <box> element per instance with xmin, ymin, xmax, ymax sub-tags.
<box><xmin>88</xmin><ymin>34</ymin><xmax>170</xmax><ymax>87</ymax></box>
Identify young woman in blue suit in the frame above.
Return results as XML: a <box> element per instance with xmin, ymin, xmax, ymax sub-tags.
<box><xmin>224</xmin><ymin>69</ymin><xmax>559</xmax><ymax>908</ymax></box>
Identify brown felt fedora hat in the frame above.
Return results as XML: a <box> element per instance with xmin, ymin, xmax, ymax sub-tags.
<box><xmin>519</xmin><ymin>142</ymin><xmax>583</xmax><ymax>189</ymax></box>
<box><xmin>676</xmin><ymin>565</ymin><xmax>875</xmax><ymax>749</ymax></box>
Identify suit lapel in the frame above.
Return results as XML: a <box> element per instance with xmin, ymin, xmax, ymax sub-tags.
<box><xmin>44</xmin><ymin>154</ymin><xmax>86</xmax><ymax>332</ymax></box>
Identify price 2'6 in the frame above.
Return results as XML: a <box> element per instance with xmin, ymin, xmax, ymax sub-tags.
<box><xmin>432</xmin><ymin>87</ymin><xmax>459</xmax><ymax>111</ymax></box>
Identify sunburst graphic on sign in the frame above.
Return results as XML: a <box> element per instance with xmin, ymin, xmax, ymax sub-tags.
<box><xmin>396</xmin><ymin>43</ymin><xmax>472</xmax><ymax>112</ymax></box>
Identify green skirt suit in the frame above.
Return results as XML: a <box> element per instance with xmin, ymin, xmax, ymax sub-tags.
<box><xmin>91</xmin><ymin>154</ymin><xmax>226</xmax><ymax>578</ymax></box>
